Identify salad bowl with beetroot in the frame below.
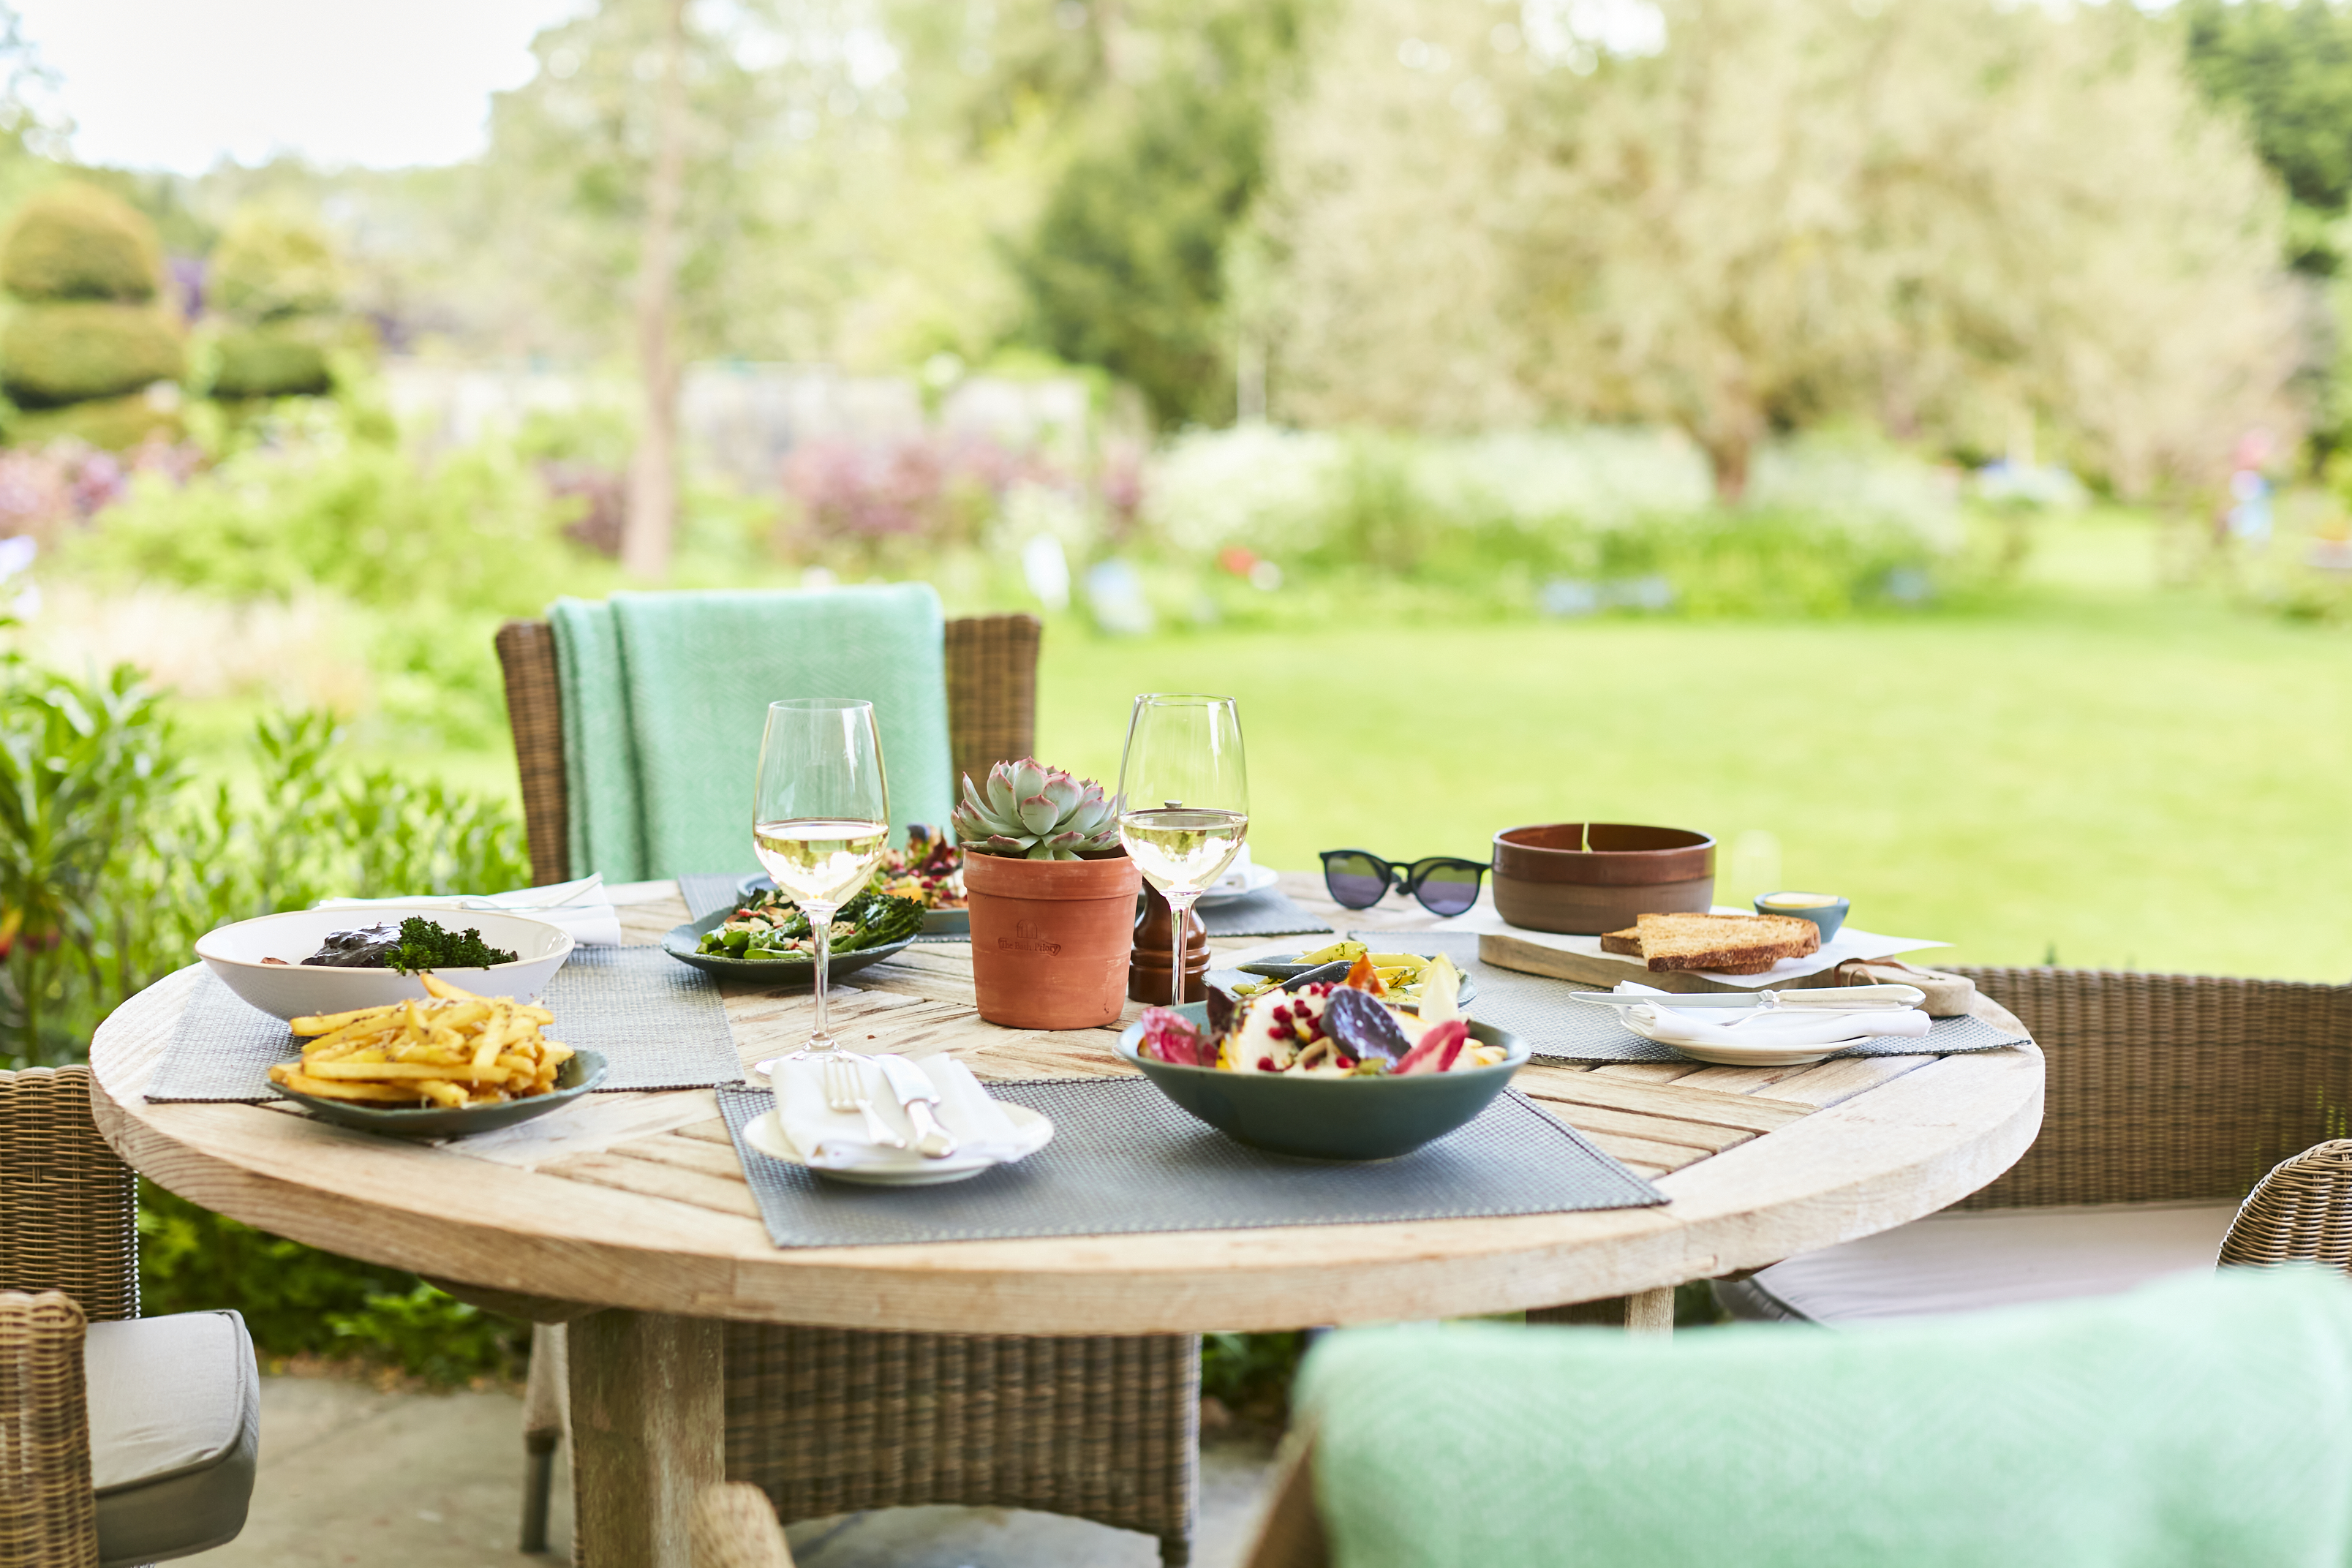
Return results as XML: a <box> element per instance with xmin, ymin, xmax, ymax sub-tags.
<box><xmin>1115</xmin><ymin>955</ymin><xmax>1529</xmax><ymax>1161</ymax></box>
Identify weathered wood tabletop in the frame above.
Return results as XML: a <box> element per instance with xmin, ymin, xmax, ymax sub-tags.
<box><xmin>88</xmin><ymin>871</ymin><xmax>2042</xmax><ymax>1566</ymax></box>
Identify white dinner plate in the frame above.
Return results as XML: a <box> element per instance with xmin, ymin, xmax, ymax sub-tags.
<box><xmin>743</xmin><ymin>1102</ymin><xmax>1053</xmax><ymax>1186</ymax></box>
<box><xmin>1195</xmin><ymin>864</ymin><xmax>1281</xmax><ymax>908</ymax></box>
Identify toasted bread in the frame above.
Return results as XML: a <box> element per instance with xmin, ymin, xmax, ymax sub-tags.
<box><xmin>1601</xmin><ymin>912</ymin><xmax>1820</xmax><ymax>974</ymax></box>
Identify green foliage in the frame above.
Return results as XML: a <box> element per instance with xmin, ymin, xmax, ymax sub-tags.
<box><xmin>0</xmin><ymin>664</ymin><xmax>181</xmax><ymax>1063</ymax></box>
<box><xmin>69</xmin><ymin>418</ymin><xmax>577</xmax><ymax>616</ymax></box>
<box><xmin>2182</xmin><ymin>0</ymin><xmax>2352</xmax><ymax>273</ymax></box>
<box><xmin>208</xmin><ymin>325</ymin><xmax>332</xmax><ymax>399</ymax></box>
<box><xmin>0</xmin><ymin>181</ymin><xmax>161</xmax><ymax>303</ymax></box>
<box><xmin>0</xmin><ymin>302</ymin><xmax>184</xmax><ymax>408</ymax></box>
<box><xmin>1009</xmin><ymin>3</ymin><xmax>1303</xmax><ymax>426</ymax></box>
<box><xmin>1201</xmin><ymin>1330</ymin><xmax>1306</xmax><ymax>1422</ymax></box>
<box><xmin>208</xmin><ymin>206</ymin><xmax>344</xmax><ymax>323</ymax></box>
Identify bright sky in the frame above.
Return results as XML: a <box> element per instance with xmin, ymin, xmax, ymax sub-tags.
<box><xmin>13</xmin><ymin>0</ymin><xmax>586</xmax><ymax>174</ymax></box>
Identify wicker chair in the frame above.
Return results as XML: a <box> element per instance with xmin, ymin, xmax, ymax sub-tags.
<box><xmin>1718</xmin><ymin>967</ymin><xmax>2352</xmax><ymax>1322</ymax></box>
<box><xmin>0</xmin><ymin>1067</ymin><xmax>257</xmax><ymax>1566</ymax></box>
<box><xmin>492</xmin><ymin>611</ymin><xmax>1201</xmax><ymax>1566</ymax></box>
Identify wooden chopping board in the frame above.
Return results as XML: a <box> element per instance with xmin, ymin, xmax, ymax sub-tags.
<box><xmin>1477</xmin><ymin>929</ymin><xmax>1855</xmax><ymax>995</ymax></box>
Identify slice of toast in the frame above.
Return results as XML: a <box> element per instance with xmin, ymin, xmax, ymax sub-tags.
<box><xmin>1599</xmin><ymin>912</ymin><xmax>1821</xmax><ymax>974</ymax></box>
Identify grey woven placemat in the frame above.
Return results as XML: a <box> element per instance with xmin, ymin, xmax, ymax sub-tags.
<box><xmin>1337</xmin><ymin>930</ymin><xmax>2027</xmax><ymax>1064</ymax></box>
<box><xmin>148</xmin><ymin>950</ymin><xmax>739</xmax><ymax>1102</ymax></box>
<box><xmin>715</xmin><ymin>1078</ymin><xmax>1662</xmax><ymax>1248</ymax></box>
<box><xmin>1199</xmin><ymin>888</ymin><xmax>1333</xmax><ymax>939</ymax></box>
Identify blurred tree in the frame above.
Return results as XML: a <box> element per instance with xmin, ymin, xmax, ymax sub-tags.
<box><xmin>1001</xmin><ymin>1</ymin><xmax>1308</xmax><ymax>427</ymax></box>
<box><xmin>1270</xmin><ymin>0</ymin><xmax>2295</xmax><ymax>503</ymax></box>
<box><xmin>2181</xmin><ymin>0</ymin><xmax>2352</xmax><ymax>276</ymax></box>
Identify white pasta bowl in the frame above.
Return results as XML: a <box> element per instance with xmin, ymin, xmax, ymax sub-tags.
<box><xmin>194</xmin><ymin>906</ymin><xmax>575</xmax><ymax>1021</ymax></box>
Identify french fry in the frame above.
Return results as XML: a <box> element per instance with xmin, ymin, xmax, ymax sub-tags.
<box><xmin>273</xmin><ymin>983</ymin><xmax>568</xmax><ymax>1111</ymax></box>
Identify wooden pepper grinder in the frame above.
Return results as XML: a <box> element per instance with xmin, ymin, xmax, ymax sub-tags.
<box><xmin>1129</xmin><ymin>882</ymin><xmax>1210</xmax><ymax>1004</ymax></box>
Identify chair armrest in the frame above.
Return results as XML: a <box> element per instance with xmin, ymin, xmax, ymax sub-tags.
<box><xmin>2223</xmin><ymin>1139</ymin><xmax>2352</xmax><ymax>1270</ymax></box>
<box><xmin>691</xmin><ymin>1482</ymin><xmax>796</xmax><ymax>1568</ymax></box>
<box><xmin>0</xmin><ymin>1291</ymin><xmax>97</xmax><ymax>1567</ymax></box>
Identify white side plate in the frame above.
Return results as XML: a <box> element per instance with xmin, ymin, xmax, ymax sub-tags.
<box><xmin>743</xmin><ymin>1102</ymin><xmax>1053</xmax><ymax>1186</ymax></box>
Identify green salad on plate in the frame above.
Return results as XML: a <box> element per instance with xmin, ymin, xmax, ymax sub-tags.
<box><xmin>695</xmin><ymin>888</ymin><xmax>924</xmax><ymax>961</ymax></box>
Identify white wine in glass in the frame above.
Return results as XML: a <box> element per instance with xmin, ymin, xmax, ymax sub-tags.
<box><xmin>753</xmin><ymin>699</ymin><xmax>889</xmax><ymax>1062</ymax></box>
<box><xmin>1115</xmin><ymin>694</ymin><xmax>1248</xmax><ymax>1006</ymax></box>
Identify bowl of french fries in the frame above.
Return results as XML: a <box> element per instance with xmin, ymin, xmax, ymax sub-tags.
<box><xmin>265</xmin><ymin>973</ymin><xmax>606</xmax><ymax>1138</ymax></box>
<box><xmin>197</xmin><ymin>905</ymin><xmax>573</xmax><ymax>1022</ymax></box>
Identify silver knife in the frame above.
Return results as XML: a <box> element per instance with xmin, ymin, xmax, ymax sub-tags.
<box><xmin>873</xmin><ymin>1055</ymin><xmax>957</xmax><ymax>1158</ymax></box>
<box><xmin>1569</xmin><ymin>984</ymin><xmax>1924</xmax><ymax>1009</ymax></box>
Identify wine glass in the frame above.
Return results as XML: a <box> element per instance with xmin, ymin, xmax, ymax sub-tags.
<box><xmin>1115</xmin><ymin>695</ymin><xmax>1248</xmax><ymax>1006</ymax></box>
<box><xmin>753</xmin><ymin>698</ymin><xmax>889</xmax><ymax>1062</ymax></box>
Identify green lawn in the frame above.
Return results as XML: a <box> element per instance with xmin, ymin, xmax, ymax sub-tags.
<box><xmin>1037</xmin><ymin>519</ymin><xmax>2352</xmax><ymax>980</ymax></box>
<box><xmin>167</xmin><ymin>513</ymin><xmax>2352</xmax><ymax>980</ymax></box>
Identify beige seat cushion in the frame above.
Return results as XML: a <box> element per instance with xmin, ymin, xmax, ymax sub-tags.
<box><xmin>1720</xmin><ymin>1202</ymin><xmax>2241</xmax><ymax>1324</ymax></box>
<box><xmin>86</xmin><ymin>1310</ymin><xmax>259</xmax><ymax>1567</ymax></box>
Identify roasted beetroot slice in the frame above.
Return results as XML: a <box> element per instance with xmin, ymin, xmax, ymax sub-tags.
<box><xmin>1205</xmin><ymin>984</ymin><xmax>1240</xmax><ymax>1041</ymax></box>
<box><xmin>1397</xmin><ymin>1018</ymin><xmax>1470</xmax><ymax>1074</ymax></box>
<box><xmin>1137</xmin><ymin>1006</ymin><xmax>1209</xmax><ymax>1066</ymax></box>
<box><xmin>1323</xmin><ymin>987</ymin><xmax>1410</xmax><ymax>1067</ymax></box>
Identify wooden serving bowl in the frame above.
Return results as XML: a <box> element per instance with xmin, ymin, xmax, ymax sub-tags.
<box><xmin>1490</xmin><ymin>823</ymin><xmax>1715</xmax><ymax>935</ymax></box>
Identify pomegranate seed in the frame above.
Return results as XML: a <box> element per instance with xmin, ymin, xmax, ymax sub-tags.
<box><xmin>1272</xmin><ymin>1004</ymin><xmax>1292</xmax><ymax>1024</ymax></box>
<box><xmin>1257</xmin><ymin>1056</ymin><xmax>1277</xmax><ymax>1072</ymax></box>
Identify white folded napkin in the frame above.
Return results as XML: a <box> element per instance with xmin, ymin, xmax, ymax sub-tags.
<box><xmin>1627</xmin><ymin>1003</ymin><xmax>1933</xmax><ymax>1052</ymax></box>
<box><xmin>773</xmin><ymin>1055</ymin><xmax>1029</xmax><ymax>1173</ymax></box>
<box><xmin>314</xmin><ymin>875</ymin><xmax>625</xmax><ymax>948</ymax></box>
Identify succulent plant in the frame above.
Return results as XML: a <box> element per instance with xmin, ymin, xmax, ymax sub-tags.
<box><xmin>953</xmin><ymin>758</ymin><xmax>1122</xmax><ymax>859</ymax></box>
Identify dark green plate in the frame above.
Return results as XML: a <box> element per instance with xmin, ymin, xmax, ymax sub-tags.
<box><xmin>663</xmin><ymin>908</ymin><xmax>918</xmax><ymax>984</ymax></box>
<box><xmin>1235</xmin><ymin>953</ymin><xmax>1478</xmax><ymax>1006</ymax></box>
<box><xmin>269</xmin><ymin>1049</ymin><xmax>608</xmax><ymax>1139</ymax></box>
<box><xmin>1115</xmin><ymin>1004</ymin><xmax>1526</xmax><ymax>1161</ymax></box>
<box><xmin>733</xmin><ymin>873</ymin><xmax>968</xmax><ymax>936</ymax></box>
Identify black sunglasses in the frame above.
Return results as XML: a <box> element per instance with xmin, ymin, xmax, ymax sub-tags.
<box><xmin>1319</xmin><ymin>849</ymin><xmax>1490</xmax><ymax>916</ymax></box>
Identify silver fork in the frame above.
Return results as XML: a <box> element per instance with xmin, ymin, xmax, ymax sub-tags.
<box><xmin>823</xmin><ymin>1057</ymin><xmax>905</xmax><ymax>1149</ymax></box>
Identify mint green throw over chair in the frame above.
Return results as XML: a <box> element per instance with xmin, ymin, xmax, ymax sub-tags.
<box><xmin>1246</xmin><ymin>1269</ymin><xmax>2352</xmax><ymax>1568</ymax></box>
<box><xmin>547</xmin><ymin>584</ymin><xmax>957</xmax><ymax>881</ymax></box>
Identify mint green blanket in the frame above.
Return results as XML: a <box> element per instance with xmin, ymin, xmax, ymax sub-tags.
<box><xmin>549</xmin><ymin>585</ymin><xmax>954</xmax><ymax>881</ymax></box>
<box><xmin>1298</xmin><ymin>1270</ymin><xmax>2352</xmax><ymax>1567</ymax></box>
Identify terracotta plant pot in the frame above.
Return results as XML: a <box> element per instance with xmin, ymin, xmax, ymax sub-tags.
<box><xmin>1490</xmin><ymin>823</ymin><xmax>1716</xmax><ymax>935</ymax></box>
<box><xmin>965</xmin><ymin>851</ymin><xmax>1144</xmax><ymax>1029</ymax></box>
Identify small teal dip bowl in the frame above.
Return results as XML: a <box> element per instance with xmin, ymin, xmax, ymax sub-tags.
<box><xmin>1754</xmin><ymin>892</ymin><xmax>1850</xmax><ymax>945</ymax></box>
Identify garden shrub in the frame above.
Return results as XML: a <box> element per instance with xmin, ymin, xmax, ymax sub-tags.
<box><xmin>0</xmin><ymin>303</ymin><xmax>185</xmax><ymax>408</ymax></box>
<box><xmin>9</xmin><ymin>393</ymin><xmax>183</xmax><ymax>453</ymax></box>
<box><xmin>0</xmin><ymin>182</ymin><xmax>162</xmax><ymax>304</ymax></box>
<box><xmin>209</xmin><ymin>327</ymin><xmax>331</xmax><ymax>400</ymax></box>
<box><xmin>208</xmin><ymin>207</ymin><xmax>343</xmax><ymax>323</ymax></box>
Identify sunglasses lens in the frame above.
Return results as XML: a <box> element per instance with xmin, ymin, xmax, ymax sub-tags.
<box><xmin>1323</xmin><ymin>853</ymin><xmax>1389</xmax><ymax>909</ymax></box>
<box><xmin>1414</xmin><ymin>862</ymin><xmax>1483</xmax><ymax>916</ymax></box>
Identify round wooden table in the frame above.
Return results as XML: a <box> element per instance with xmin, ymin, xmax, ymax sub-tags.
<box><xmin>89</xmin><ymin>877</ymin><xmax>2041</xmax><ymax>1567</ymax></box>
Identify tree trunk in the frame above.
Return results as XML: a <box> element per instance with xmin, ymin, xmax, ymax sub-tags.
<box><xmin>1702</xmin><ymin>427</ymin><xmax>1754</xmax><ymax>505</ymax></box>
<box><xmin>622</xmin><ymin>0</ymin><xmax>689</xmax><ymax>582</ymax></box>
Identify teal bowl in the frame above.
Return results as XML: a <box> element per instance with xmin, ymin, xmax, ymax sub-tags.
<box><xmin>1754</xmin><ymin>893</ymin><xmax>1850</xmax><ymax>944</ymax></box>
<box><xmin>1115</xmin><ymin>1004</ymin><xmax>1528</xmax><ymax>1161</ymax></box>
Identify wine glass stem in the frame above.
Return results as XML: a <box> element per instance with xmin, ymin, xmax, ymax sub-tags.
<box><xmin>807</xmin><ymin>903</ymin><xmax>837</xmax><ymax>1055</ymax></box>
<box><xmin>1165</xmin><ymin>890</ymin><xmax>1200</xmax><ymax>1007</ymax></box>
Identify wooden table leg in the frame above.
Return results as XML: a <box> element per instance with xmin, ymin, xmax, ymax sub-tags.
<box><xmin>1529</xmin><ymin>1286</ymin><xmax>1676</xmax><ymax>1335</ymax></box>
<box><xmin>569</xmin><ymin>1308</ymin><xmax>725</xmax><ymax>1567</ymax></box>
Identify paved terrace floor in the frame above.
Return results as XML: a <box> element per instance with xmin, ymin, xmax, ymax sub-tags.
<box><xmin>184</xmin><ymin>1372</ymin><xmax>1281</xmax><ymax>1567</ymax></box>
